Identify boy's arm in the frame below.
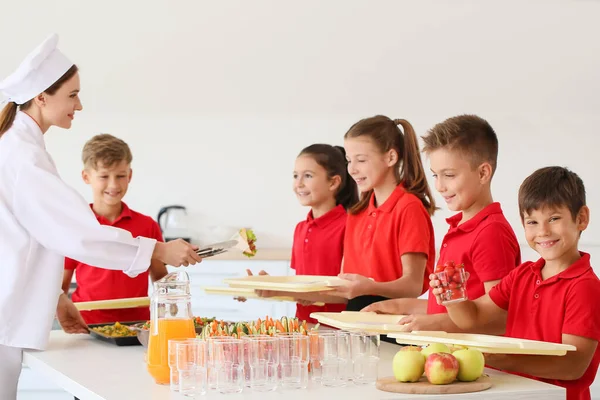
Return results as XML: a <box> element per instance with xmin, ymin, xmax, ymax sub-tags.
<box><xmin>149</xmin><ymin>260</ymin><xmax>168</xmax><ymax>282</ymax></box>
<box><xmin>397</xmin><ymin>279</ymin><xmax>507</xmax><ymax>333</ymax></box>
<box><xmin>149</xmin><ymin>221</ymin><xmax>168</xmax><ymax>283</ymax></box>
<box><xmin>362</xmin><ymin>298</ymin><xmax>427</xmax><ymax>314</ymax></box>
<box><xmin>484</xmin><ymin>334</ymin><xmax>597</xmax><ymax>380</ymax></box>
<box><xmin>444</xmin><ymin>293</ymin><xmax>507</xmax><ymax>330</ymax></box>
<box><xmin>488</xmin><ymin>277</ymin><xmax>600</xmax><ymax>380</ymax></box>
<box><xmin>62</xmin><ymin>269</ymin><xmax>74</xmax><ymax>295</ymax></box>
<box><xmin>62</xmin><ymin>257</ymin><xmax>77</xmax><ymax>295</ymax></box>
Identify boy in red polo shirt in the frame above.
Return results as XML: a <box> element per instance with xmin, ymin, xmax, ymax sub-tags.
<box><xmin>62</xmin><ymin>134</ymin><xmax>167</xmax><ymax>324</ymax></box>
<box><xmin>431</xmin><ymin>166</ymin><xmax>600</xmax><ymax>400</ymax></box>
<box><xmin>364</xmin><ymin>115</ymin><xmax>520</xmax><ymax>333</ymax></box>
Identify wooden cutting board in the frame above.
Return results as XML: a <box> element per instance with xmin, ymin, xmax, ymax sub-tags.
<box><xmin>376</xmin><ymin>375</ymin><xmax>492</xmax><ymax>394</ymax></box>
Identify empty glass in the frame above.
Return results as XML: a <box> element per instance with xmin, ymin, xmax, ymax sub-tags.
<box><xmin>276</xmin><ymin>332</ymin><xmax>309</xmax><ymax>390</ymax></box>
<box><xmin>245</xmin><ymin>335</ymin><xmax>279</xmax><ymax>392</ymax></box>
<box><xmin>175</xmin><ymin>339</ymin><xmax>208</xmax><ymax>396</ymax></box>
<box><xmin>349</xmin><ymin>332</ymin><xmax>380</xmax><ymax>385</ymax></box>
<box><xmin>316</xmin><ymin>331</ymin><xmax>350</xmax><ymax>387</ymax></box>
<box><xmin>168</xmin><ymin>338</ymin><xmax>194</xmax><ymax>392</ymax></box>
<box><xmin>208</xmin><ymin>337</ymin><xmax>244</xmax><ymax>394</ymax></box>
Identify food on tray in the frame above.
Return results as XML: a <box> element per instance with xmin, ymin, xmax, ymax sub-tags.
<box><xmin>90</xmin><ymin>322</ymin><xmax>137</xmax><ymax>337</ymax></box>
<box><xmin>139</xmin><ymin>316</ymin><xmax>215</xmax><ymax>331</ymax></box>
<box><xmin>194</xmin><ymin>316</ymin><xmax>216</xmax><ymax>328</ymax></box>
<box><xmin>198</xmin><ymin>316</ymin><xmax>316</xmax><ymax>339</ymax></box>
<box><xmin>392</xmin><ymin>344</ymin><xmax>485</xmax><ymax>385</ymax></box>
<box><xmin>238</xmin><ymin>228</ymin><xmax>257</xmax><ymax>258</ymax></box>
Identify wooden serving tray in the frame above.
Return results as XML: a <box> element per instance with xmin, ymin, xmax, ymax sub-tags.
<box><xmin>202</xmin><ymin>286</ymin><xmax>325</xmax><ymax>306</ymax></box>
<box><xmin>74</xmin><ymin>297</ymin><xmax>150</xmax><ymax>311</ymax></box>
<box><xmin>223</xmin><ymin>275</ymin><xmax>343</xmax><ymax>293</ymax></box>
<box><xmin>376</xmin><ymin>374</ymin><xmax>492</xmax><ymax>394</ymax></box>
<box><xmin>388</xmin><ymin>331</ymin><xmax>576</xmax><ymax>356</ymax></box>
<box><xmin>310</xmin><ymin>311</ymin><xmax>408</xmax><ymax>333</ymax></box>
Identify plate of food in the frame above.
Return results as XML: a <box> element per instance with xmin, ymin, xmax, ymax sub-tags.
<box><xmin>89</xmin><ymin>321</ymin><xmax>146</xmax><ymax>346</ymax></box>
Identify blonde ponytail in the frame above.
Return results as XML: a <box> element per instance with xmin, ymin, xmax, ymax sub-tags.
<box><xmin>0</xmin><ymin>102</ymin><xmax>18</xmax><ymax>138</ymax></box>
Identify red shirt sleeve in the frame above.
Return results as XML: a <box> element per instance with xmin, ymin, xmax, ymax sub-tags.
<box><xmin>151</xmin><ymin>220</ymin><xmax>164</xmax><ymax>242</ymax></box>
<box><xmin>397</xmin><ymin>202</ymin><xmax>432</xmax><ymax>257</ymax></box>
<box><xmin>488</xmin><ymin>266</ymin><xmax>519</xmax><ymax>310</ymax></box>
<box><xmin>64</xmin><ymin>257</ymin><xmax>78</xmax><ymax>270</ymax></box>
<box><xmin>471</xmin><ymin>223</ymin><xmax>519</xmax><ymax>282</ymax></box>
<box><xmin>562</xmin><ymin>278</ymin><xmax>600</xmax><ymax>341</ymax></box>
<box><xmin>290</xmin><ymin>222</ymin><xmax>302</xmax><ymax>271</ymax></box>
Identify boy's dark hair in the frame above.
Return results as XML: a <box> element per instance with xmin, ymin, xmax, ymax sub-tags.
<box><xmin>422</xmin><ymin>115</ymin><xmax>498</xmax><ymax>174</ymax></box>
<box><xmin>82</xmin><ymin>134</ymin><xmax>133</xmax><ymax>169</ymax></box>
<box><xmin>518</xmin><ymin>166</ymin><xmax>586</xmax><ymax>221</ymax></box>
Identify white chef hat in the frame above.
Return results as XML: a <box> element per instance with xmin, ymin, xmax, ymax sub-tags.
<box><xmin>0</xmin><ymin>34</ymin><xmax>74</xmax><ymax>105</ymax></box>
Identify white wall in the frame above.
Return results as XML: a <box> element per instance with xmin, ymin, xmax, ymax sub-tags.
<box><xmin>1</xmin><ymin>0</ymin><xmax>599</xmax><ymax>253</ymax></box>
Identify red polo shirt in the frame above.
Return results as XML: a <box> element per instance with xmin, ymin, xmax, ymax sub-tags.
<box><xmin>65</xmin><ymin>202</ymin><xmax>163</xmax><ymax>324</ymax></box>
<box><xmin>489</xmin><ymin>253</ymin><xmax>600</xmax><ymax>400</ymax></box>
<box><xmin>428</xmin><ymin>202</ymin><xmax>520</xmax><ymax>314</ymax></box>
<box><xmin>343</xmin><ymin>184</ymin><xmax>435</xmax><ymax>295</ymax></box>
<box><xmin>291</xmin><ymin>205</ymin><xmax>347</xmax><ymax>323</ymax></box>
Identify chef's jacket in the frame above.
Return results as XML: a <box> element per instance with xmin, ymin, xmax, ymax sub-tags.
<box><xmin>0</xmin><ymin>111</ymin><xmax>155</xmax><ymax>349</ymax></box>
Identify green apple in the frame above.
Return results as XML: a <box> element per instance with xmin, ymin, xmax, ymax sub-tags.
<box><xmin>453</xmin><ymin>348</ymin><xmax>485</xmax><ymax>382</ymax></box>
<box><xmin>392</xmin><ymin>349</ymin><xmax>426</xmax><ymax>382</ymax></box>
<box><xmin>400</xmin><ymin>345</ymin><xmax>423</xmax><ymax>352</ymax></box>
<box><xmin>448</xmin><ymin>344</ymin><xmax>467</xmax><ymax>353</ymax></box>
<box><xmin>421</xmin><ymin>343</ymin><xmax>451</xmax><ymax>358</ymax></box>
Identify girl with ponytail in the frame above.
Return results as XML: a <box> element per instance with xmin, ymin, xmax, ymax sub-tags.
<box><xmin>325</xmin><ymin>115</ymin><xmax>437</xmax><ymax>313</ymax></box>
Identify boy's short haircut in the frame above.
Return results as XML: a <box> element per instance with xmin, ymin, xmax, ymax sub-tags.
<box><xmin>82</xmin><ymin>134</ymin><xmax>133</xmax><ymax>169</ymax></box>
<box><xmin>518</xmin><ymin>166</ymin><xmax>586</xmax><ymax>222</ymax></box>
<box><xmin>422</xmin><ymin>115</ymin><xmax>498</xmax><ymax>174</ymax></box>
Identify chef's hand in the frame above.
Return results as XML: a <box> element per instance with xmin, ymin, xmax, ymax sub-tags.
<box><xmin>57</xmin><ymin>293</ymin><xmax>89</xmax><ymax>334</ymax></box>
<box><xmin>153</xmin><ymin>239</ymin><xmax>202</xmax><ymax>267</ymax></box>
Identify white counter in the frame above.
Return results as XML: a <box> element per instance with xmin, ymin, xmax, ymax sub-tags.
<box><xmin>23</xmin><ymin>331</ymin><xmax>566</xmax><ymax>400</ymax></box>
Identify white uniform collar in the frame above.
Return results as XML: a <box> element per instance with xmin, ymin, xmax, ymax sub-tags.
<box><xmin>15</xmin><ymin>111</ymin><xmax>45</xmax><ymax>149</ymax></box>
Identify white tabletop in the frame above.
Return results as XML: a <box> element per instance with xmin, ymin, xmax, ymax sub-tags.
<box><xmin>23</xmin><ymin>331</ymin><xmax>566</xmax><ymax>400</ymax></box>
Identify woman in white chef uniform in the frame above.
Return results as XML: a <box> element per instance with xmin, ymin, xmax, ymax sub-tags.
<box><xmin>0</xmin><ymin>34</ymin><xmax>203</xmax><ymax>399</ymax></box>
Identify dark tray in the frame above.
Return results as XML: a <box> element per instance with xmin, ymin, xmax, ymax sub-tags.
<box><xmin>88</xmin><ymin>321</ymin><xmax>146</xmax><ymax>346</ymax></box>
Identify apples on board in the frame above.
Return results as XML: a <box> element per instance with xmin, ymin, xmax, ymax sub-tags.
<box><xmin>392</xmin><ymin>343</ymin><xmax>485</xmax><ymax>385</ymax></box>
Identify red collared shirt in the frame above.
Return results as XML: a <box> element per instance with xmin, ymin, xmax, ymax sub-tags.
<box><xmin>291</xmin><ymin>205</ymin><xmax>347</xmax><ymax>323</ymax></box>
<box><xmin>428</xmin><ymin>202</ymin><xmax>520</xmax><ymax>314</ymax></box>
<box><xmin>489</xmin><ymin>253</ymin><xmax>600</xmax><ymax>400</ymax></box>
<box><xmin>343</xmin><ymin>184</ymin><xmax>435</xmax><ymax>295</ymax></box>
<box><xmin>65</xmin><ymin>202</ymin><xmax>163</xmax><ymax>324</ymax></box>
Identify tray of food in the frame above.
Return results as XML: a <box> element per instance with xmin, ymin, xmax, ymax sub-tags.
<box><xmin>88</xmin><ymin>321</ymin><xmax>146</xmax><ymax>346</ymax></box>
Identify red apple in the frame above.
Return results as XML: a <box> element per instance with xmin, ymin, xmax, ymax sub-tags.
<box><xmin>424</xmin><ymin>353</ymin><xmax>459</xmax><ymax>385</ymax></box>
